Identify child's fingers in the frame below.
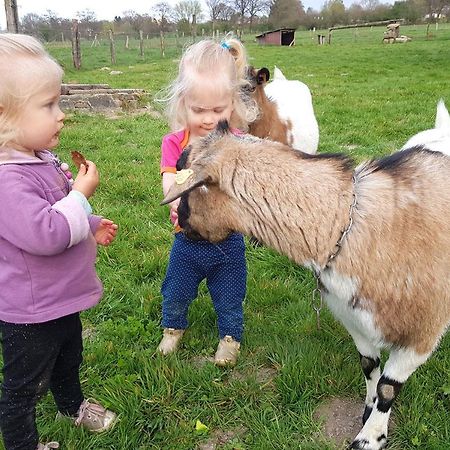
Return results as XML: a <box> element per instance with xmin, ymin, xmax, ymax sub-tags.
<box><xmin>76</xmin><ymin>164</ymin><xmax>87</xmax><ymax>175</ymax></box>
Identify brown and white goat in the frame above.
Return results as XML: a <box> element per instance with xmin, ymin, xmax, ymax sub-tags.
<box><xmin>163</xmin><ymin>104</ymin><xmax>450</xmax><ymax>449</ymax></box>
<box><xmin>246</xmin><ymin>66</ymin><xmax>319</xmax><ymax>154</ymax></box>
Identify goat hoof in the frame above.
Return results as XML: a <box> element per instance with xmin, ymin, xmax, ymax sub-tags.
<box><xmin>347</xmin><ymin>439</ymin><xmax>369</xmax><ymax>450</ymax></box>
<box><xmin>347</xmin><ymin>436</ymin><xmax>388</xmax><ymax>450</ymax></box>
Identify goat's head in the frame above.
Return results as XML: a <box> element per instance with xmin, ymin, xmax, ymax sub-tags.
<box><xmin>242</xmin><ymin>66</ymin><xmax>270</xmax><ymax>97</ymax></box>
<box><xmin>401</xmin><ymin>100</ymin><xmax>450</xmax><ymax>155</ymax></box>
<box><xmin>162</xmin><ymin>121</ymin><xmax>247</xmax><ymax>242</ymax></box>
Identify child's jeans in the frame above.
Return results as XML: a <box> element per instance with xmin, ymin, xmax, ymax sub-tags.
<box><xmin>0</xmin><ymin>313</ymin><xmax>84</xmax><ymax>450</ymax></box>
<box><xmin>161</xmin><ymin>232</ymin><xmax>246</xmax><ymax>341</ymax></box>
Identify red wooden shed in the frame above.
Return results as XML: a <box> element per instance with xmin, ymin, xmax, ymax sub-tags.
<box><xmin>255</xmin><ymin>28</ymin><xmax>296</xmax><ymax>46</ymax></box>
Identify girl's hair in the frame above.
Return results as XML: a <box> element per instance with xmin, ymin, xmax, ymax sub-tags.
<box><xmin>159</xmin><ymin>36</ymin><xmax>258</xmax><ymax>132</ymax></box>
<box><xmin>0</xmin><ymin>33</ymin><xmax>63</xmax><ymax>146</ymax></box>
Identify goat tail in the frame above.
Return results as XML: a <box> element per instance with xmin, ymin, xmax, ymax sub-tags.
<box><xmin>435</xmin><ymin>99</ymin><xmax>450</xmax><ymax>130</ymax></box>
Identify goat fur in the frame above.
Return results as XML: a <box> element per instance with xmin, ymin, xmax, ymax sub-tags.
<box><xmin>163</xmin><ymin>102</ymin><xmax>450</xmax><ymax>449</ymax></box>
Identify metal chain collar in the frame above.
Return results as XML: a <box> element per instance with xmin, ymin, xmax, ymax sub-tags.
<box><xmin>312</xmin><ymin>174</ymin><xmax>357</xmax><ymax>329</ymax></box>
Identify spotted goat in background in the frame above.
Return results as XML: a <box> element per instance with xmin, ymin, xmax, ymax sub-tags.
<box><xmin>246</xmin><ymin>66</ymin><xmax>319</xmax><ymax>154</ymax></box>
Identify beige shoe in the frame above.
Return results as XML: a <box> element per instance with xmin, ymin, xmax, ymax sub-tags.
<box><xmin>157</xmin><ymin>328</ymin><xmax>185</xmax><ymax>355</ymax></box>
<box><xmin>58</xmin><ymin>399</ymin><xmax>116</xmax><ymax>432</ymax></box>
<box><xmin>37</xmin><ymin>443</ymin><xmax>59</xmax><ymax>450</ymax></box>
<box><xmin>75</xmin><ymin>399</ymin><xmax>116</xmax><ymax>432</ymax></box>
<box><xmin>214</xmin><ymin>335</ymin><xmax>240</xmax><ymax>367</ymax></box>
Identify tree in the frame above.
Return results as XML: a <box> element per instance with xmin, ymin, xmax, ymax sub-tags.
<box><xmin>347</xmin><ymin>3</ymin><xmax>365</xmax><ymax>23</ymax></box>
<box><xmin>121</xmin><ymin>10</ymin><xmax>156</xmax><ymax>35</ymax></box>
<box><xmin>76</xmin><ymin>9</ymin><xmax>96</xmax><ymax>23</ymax></box>
<box><xmin>391</xmin><ymin>0</ymin><xmax>425</xmax><ymax>23</ymax></box>
<box><xmin>359</xmin><ymin>0</ymin><xmax>391</xmax><ymax>21</ymax></box>
<box><xmin>20</xmin><ymin>10</ymin><xmax>68</xmax><ymax>41</ymax></box>
<box><xmin>247</xmin><ymin>0</ymin><xmax>271</xmax><ymax>31</ymax></box>
<box><xmin>76</xmin><ymin>9</ymin><xmax>98</xmax><ymax>36</ymax></box>
<box><xmin>218</xmin><ymin>4</ymin><xmax>238</xmax><ymax>22</ymax></box>
<box><xmin>321</xmin><ymin>0</ymin><xmax>347</xmax><ymax>27</ymax></box>
<box><xmin>269</xmin><ymin>0</ymin><xmax>306</xmax><ymax>29</ymax></box>
<box><xmin>424</xmin><ymin>0</ymin><xmax>450</xmax><ymax>27</ymax></box>
<box><xmin>230</xmin><ymin>0</ymin><xmax>252</xmax><ymax>29</ymax></box>
<box><xmin>174</xmin><ymin>0</ymin><xmax>203</xmax><ymax>23</ymax></box>
<box><xmin>152</xmin><ymin>2</ymin><xmax>174</xmax><ymax>32</ymax></box>
<box><xmin>21</xmin><ymin>13</ymin><xmax>43</xmax><ymax>37</ymax></box>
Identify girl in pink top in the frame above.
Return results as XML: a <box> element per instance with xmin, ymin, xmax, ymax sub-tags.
<box><xmin>158</xmin><ymin>37</ymin><xmax>258</xmax><ymax>367</ymax></box>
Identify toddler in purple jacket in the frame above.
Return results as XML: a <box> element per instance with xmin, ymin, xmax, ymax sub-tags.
<box><xmin>0</xmin><ymin>34</ymin><xmax>118</xmax><ymax>450</ymax></box>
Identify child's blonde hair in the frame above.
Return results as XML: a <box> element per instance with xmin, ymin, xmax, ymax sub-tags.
<box><xmin>0</xmin><ymin>33</ymin><xmax>63</xmax><ymax>146</ymax></box>
<box><xmin>160</xmin><ymin>36</ymin><xmax>258</xmax><ymax>132</ymax></box>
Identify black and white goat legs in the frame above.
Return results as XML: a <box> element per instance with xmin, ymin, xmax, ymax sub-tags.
<box><xmin>345</xmin><ymin>331</ymin><xmax>381</xmax><ymax>426</ymax></box>
<box><xmin>359</xmin><ymin>352</ymin><xmax>381</xmax><ymax>425</ymax></box>
<box><xmin>349</xmin><ymin>348</ymin><xmax>430</xmax><ymax>450</ymax></box>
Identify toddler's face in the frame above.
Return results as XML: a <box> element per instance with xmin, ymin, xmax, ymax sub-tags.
<box><xmin>185</xmin><ymin>85</ymin><xmax>233</xmax><ymax>139</ymax></box>
<box><xmin>11</xmin><ymin>79</ymin><xmax>64</xmax><ymax>153</ymax></box>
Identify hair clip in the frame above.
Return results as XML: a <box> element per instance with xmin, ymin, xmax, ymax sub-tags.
<box><xmin>221</xmin><ymin>41</ymin><xmax>231</xmax><ymax>50</ymax></box>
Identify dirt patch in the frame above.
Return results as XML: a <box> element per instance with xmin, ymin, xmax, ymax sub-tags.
<box><xmin>314</xmin><ymin>397</ymin><xmax>365</xmax><ymax>449</ymax></box>
<box><xmin>82</xmin><ymin>327</ymin><xmax>97</xmax><ymax>341</ymax></box>
<box><xmin>191</xmin><ymin>355</ymin><xmax>215</xmax><ymax>368</ymax></box>
<box><xmin>197</xmin><ymin>425</ymin><xmax>248</xmax><ymax>450</ymax></box>
<box><xmin>229</xmin><ymin>365</ymin><xmax>278</xmax><ymax>386</ymax></box>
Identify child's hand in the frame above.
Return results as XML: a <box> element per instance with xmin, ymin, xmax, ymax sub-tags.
<box><xmin>95</xmin><ymin>218</ymin><xmax>118</xmax><ymax>246</ymax></box>
<box><xmin>72</xmin><ymin>161</ymin><xmax>99</xmax><ymax>199</ymax></box>
<box><xmin>170</xmin><ymin>199</ymin><xmax>180</xmax><ymax>226</ymax></box>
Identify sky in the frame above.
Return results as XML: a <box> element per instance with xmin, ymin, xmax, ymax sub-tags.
<box><xmin>0</xmin><ymin>0</ymin><xmax>393</xmax><ymax>30</ymax></box>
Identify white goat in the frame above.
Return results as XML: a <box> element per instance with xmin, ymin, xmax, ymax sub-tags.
<box><xmin>401</xmin><ymin>99</ymin><xmax>450</xmax><ymax>155</ymax></box>
<box><xmin>247</xmin><ymin>66</ymin><xmax>319</xmax><ymax>154</ymax></box>
<box><xmin>163</xmin><ymin>102</ymin><xmax>450</xmax><ymax>450</ymax></box>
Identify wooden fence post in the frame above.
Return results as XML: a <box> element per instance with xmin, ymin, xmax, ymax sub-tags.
<box><xmin>125</xmin><ymin>35</ymin><xmax>129</xmax><ymax>49</ymax></box>
<box><xmin>5</xmin><ymin>0</ymin><xmax>19</xmax><ymax>33</ymax></box>
<box><xmin>160</xmin><ymin>29</ymin><xmax>165</xmax><ymax>58</ymax></box>
<box><xmin>191</xmin><ymin>14</ymin><xmax>197</xmax><ymax>42</ymax></box>
<box><xmin>91</xmin><ymin>34</ymin><xmax>99</xmax><ymax>47</ymax></box>
<box><xmin>139</xmin><ymin>30</ymin><xmax>144</xmax><ymax>57</ymax></box>
<box><xmin>109</xmin><ymin>29</ymin><xmax>116</xmax><ymax>65</ymax></box>
<box><xmin>71</xmin><ymin>19</ymin><xmax>81</xmax><ymax>70</ymax></box>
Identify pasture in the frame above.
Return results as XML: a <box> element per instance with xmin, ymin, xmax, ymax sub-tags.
<box><xmin>4</xmin><ymin>24</ymin><xmax>450</xmax><ymax>449</ymax></box>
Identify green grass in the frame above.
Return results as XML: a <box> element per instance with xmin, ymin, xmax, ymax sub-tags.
<box><xmin>2</xmin><ymin>24</ymin><xmax>450</xmax><ymax>449</ymax></box>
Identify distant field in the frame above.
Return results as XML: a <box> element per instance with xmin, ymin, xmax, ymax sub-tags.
<box><xmin>1</xmin><ymin>24</ymin><xmax>448</xmax><ymax>450</ymax></box>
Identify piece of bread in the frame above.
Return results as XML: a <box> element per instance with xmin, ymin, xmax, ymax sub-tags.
<box><xmin>71</xmin><ymin>151</ymin><xmax>88</xmax><ymax>169</ymax></box>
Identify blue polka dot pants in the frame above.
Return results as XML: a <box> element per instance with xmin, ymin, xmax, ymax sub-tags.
<box><xmin>161</xmin><ymin>232</ymin><xmax>246</xmax><ymax>341</ymax></box>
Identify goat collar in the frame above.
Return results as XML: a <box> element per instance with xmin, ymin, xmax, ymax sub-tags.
<box><xmin>312</xmin><ymin>174</ymin><xmax>357</xmax><ymax>329</ymax></box>
<box><xmin>324</xmin><ymin>173</ymin><xmax>358</xmax><ymax>271</ymax></box>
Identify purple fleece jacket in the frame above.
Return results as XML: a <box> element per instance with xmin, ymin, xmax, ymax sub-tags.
<box><xmin>0</xmin><ymin>147</ymin><xmax>103</xmax><ymax>324</ymax></box>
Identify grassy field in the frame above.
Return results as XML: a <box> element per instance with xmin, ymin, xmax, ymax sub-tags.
<box><xmin>3</xmin><ymin>24</ymin><xmax>450</xmax><ymax>449</ymax></box>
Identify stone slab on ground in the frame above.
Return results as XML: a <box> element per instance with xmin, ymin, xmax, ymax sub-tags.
<box><xmin>60</xmin><ymin>83</ymin><xmax>146</xmax><ymax>112</ymax></box>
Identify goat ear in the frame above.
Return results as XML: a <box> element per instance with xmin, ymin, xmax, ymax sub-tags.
<box><xmin>161</xmin><ymin>170</ymin><xmax>209</xmax><ymax>205</ymax></box>
<box><xmin>257</xmin><ymin>67</ymin><xmax>270</xmax><ymax>85</ymax></box>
